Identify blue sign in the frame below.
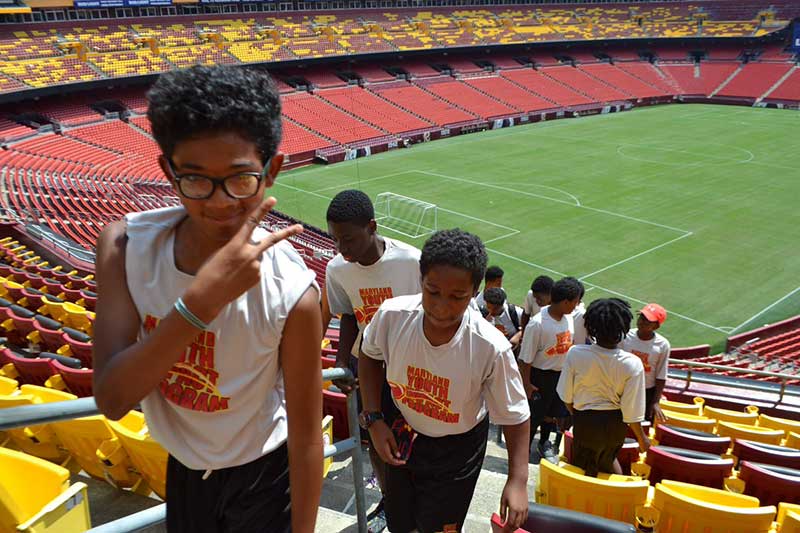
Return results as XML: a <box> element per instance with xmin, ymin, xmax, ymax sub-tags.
<box><xmin>793</xmin><ymin>21</ymin><xmax>800</xmax><ymax>52</ymax></box>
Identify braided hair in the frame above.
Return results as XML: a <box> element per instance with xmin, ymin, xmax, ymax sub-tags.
<box><xmin>584</xmin><ymin>298</ymin><xmax>633</xmax><ymax>345</ymax></box>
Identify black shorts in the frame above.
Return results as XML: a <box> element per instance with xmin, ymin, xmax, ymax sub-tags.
<box><xmin>384</xmin><ymin>416</ymin><xmax>490</xmax><ymax>533</ymax></box>
<box><xmin>529</xmin><ymin>369</ymin><xmax>570</xmax><ymax>428</ymax></box>
<box><xmin>571</xmin><ymin>409</ymin><xmax>628</xmax><ymax>477</ymax></box>
<box><xmin>645</xmin><ymin>387</ymin><xmax>656</xmax><ymax>423</ymax></box>
<box><xmin>166</xmin><ymin>444</ymin><xmax>291</xmax><ymax>533</ymax></box>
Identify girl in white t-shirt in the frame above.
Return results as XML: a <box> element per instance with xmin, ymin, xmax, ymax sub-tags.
<box><xmin>359</xmin><ymin>229</ymin><xmax>531</xmax><ymax>533</ymax></box>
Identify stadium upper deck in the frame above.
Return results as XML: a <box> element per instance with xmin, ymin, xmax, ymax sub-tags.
<box><xmin>0</xmin><ymin>0</ymin><xmax>796</xmax><ymax>94</ymax></box>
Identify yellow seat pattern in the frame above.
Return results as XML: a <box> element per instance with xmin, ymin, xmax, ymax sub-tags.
<box><xmin>650</xmin><ymin>480</ymin><xmax>775</xmax><ymax>533</ymax></box>
<box><xmin>0</xmin><ymin>447</ymin><xmax>91</xmax><ymax>533</ymax></box>
<box><xmin>703</xmin><ymin>405</ymin><xmax>759</xmax><ymax>425</ymax></box>
<box><xmin>715</xmin><ymin>420</ymin><xmax>784</xmax><ymax>446</ymax></box>
<box><xmin>0</xmin><ymin>386</ymin><xmax>69</xmax><ymax>463</ymax></box>
<box><xmin>657</xmin><ymin>409</ymin><xmax>717</xmax><ymax>432</ymax></box>
<box><xmin>659</xmin><ymin>397</ymin><xmax>704</xmax><ymax>416</ymax></box>
<box><xmin>108</xmin><ymin>410</ymin><xmax>168</xmax><ymax>499</ymax></box>
<box><xmin>758</xmin><ymin>413</ymin><xmax>800</xmax><ymax>438</ymax></box>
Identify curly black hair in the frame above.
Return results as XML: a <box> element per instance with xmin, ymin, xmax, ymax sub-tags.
<box><xmin>530</xmin><ymin>275</ymin><xmax>554</xmax><ymax>294</ymax></box>
<box><xmin>420</xmin><ymin>229</ymin><xmax>487</xmax><ymax>290</ymax></box>
<box><xmin>147</xmin><ymin>65</ymin><xmax>281</xmax><ymax>162</ymax></box>
<box><xmin>483</xmin><ymin>287</ymin><xmax>507</xmax><ymax>306</ymax></box>
<box><xmin>584</xmin><ymin>298</ymin><xmax>633</xmax><ymax>345</ymax></box>
<box><xmin>326</xmin><ymin>189</ymin><xmax>375</xmax><ymax>226</ymax></box>
<box><xmin>485</xmin><ymin>265</ymin><xmax>504</xmax><ymax>283</ymax></box>
<box><xmin>551</xmin><ymin>276</ymin><xmax>584</xmax><ymax>304</ymax></box>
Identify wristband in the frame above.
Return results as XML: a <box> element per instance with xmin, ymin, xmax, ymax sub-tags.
<box><xmin>174</xmin><ymin>297</ymin><xmax>209</xmax><ymax>331</ymax></box>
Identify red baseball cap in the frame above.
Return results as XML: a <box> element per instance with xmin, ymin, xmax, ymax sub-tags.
<box><xmin>641</xmin><ymin>303</ymin><xmax>667</xmax><ymax>325</ymax></box>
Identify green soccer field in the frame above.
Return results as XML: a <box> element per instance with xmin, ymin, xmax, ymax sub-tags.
<box><xmin>274</xmin><ymin>104</ymin><xmax>800</xmax><ymax>351</ymax></box>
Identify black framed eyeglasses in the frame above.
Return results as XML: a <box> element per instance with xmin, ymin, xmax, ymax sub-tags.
<box><xmin>166</xmin><ymin>158</ymin><xmax>270</xmax><ymax>200</ymax></box>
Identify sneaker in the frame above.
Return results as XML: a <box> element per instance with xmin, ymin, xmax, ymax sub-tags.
<box><xmin>367</xmin><ymin>509</ymin><xmax>387</xmax><ymax>533</ymax></box>
<box><xmin>538</xmin><ymin>440</ymin><xmax>558</xmax><ymax>464</ymax></box>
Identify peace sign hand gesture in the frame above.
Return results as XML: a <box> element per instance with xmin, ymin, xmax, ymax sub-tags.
<box><xmin>182</xmin><ymin>196</ymin><xmax>303</xmax><ymax>324</ymax></box>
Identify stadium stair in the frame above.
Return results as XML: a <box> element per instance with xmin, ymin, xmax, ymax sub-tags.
<box><xmin>760</xmin><ymin>65</ymin><xmax>799</xmax><ymax>102</ymax></box>
<box><xmin>710</xmin><ymin>64</ymin><xmax>745</xmax><ymax>97</ymax></box>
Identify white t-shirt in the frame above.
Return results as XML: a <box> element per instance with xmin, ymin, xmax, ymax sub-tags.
<box><xmin>125</xmin><ymin>207</ymin><xmax>316</xmax><ymax>470</ymax></box>
<box><xmin>519</xmin><ymin>306</ymin><xmax>574</xmax><ymax>371</ymax></box>
<box><xmin>523</xmin><ymin>290</ymin><xmax>541</xmax><ymax>317</ymax></box>
<box><xmin>361</xmin><ymin>294</ymin><xmax>530</xmax><ymax>437</ymax></box>
<box><xmin>572</xmin><ymin>302</ymin><xmax>587</xmax><ymax>345</ymax></box>
<box><xmin>557</xmin><ymin>344</ymin><xmax>645</xmax><ymax>424</ymax></box>
<box><xmin>487</xmin><ymin>304</ymin><xmax>524</xmax><ymax>339</ymax></box>
<box><xmin>621</xmin><ymin>330</ymin><xmax>671</xmax><ymax>389</ymax></box>
<box><xmin>326</xmin><ymin>237</ymin><xmax>421</xmax><ymax>355</ymax></box>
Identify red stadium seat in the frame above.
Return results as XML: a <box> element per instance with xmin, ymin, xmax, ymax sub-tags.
<box><xmin>490</xmin><ymin>502</ymin><xmax>636</xmax><ymax>532</ymax></box>
<box><xmin>1</xmin><ymin>304</ymin><xmax>37</xmax><ymax>346</ymax></box>
<box><xmin>52</xmin><ymin>360</ymin><xmax>93</xmax><ymax>398</ymax></box>
<box><xmin>738</xmin><ymin>461</ymin><xmax>800</xmax><ymax>506</ymax></box>
<box><xmin>31</xmin><ymin>314</ymin><xmax>66</xmax><ymax>352</ymax></box>
<box><xmin>2</xmin><ymin>350</ymin><xmax>58</xmax><ymax>386</ymax></box>
<box><xmin>732</xmin><ymin>440</ymin><xmax>800</xmax><ymax>470</ymax></box>
<box><xmin>58</xmin><ymin>328</ymin><xmax>93</xmax><ymax>368</ymax></box>
<box><xmin>655</xmin><ymin>424</ymin><xmax>731</xmax><ymax>456</ymax></box>
<box><xmin>644</xmin><ymin>445</ymin><xmax>734</xmax><ymax>489</ymax></box>
<box><xmin>322</xmin><ymin>388</ymin><xmax>351</xmax><ymax>441</ymax></box>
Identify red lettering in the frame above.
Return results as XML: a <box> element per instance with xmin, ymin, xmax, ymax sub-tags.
<box><xmin>179</xmin><ymin>387</ymin><xmax>197</xmax><ymax>409</ymax></box>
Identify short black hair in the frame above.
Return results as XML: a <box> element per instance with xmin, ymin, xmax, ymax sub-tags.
<box><xmin>531</xmin><ymin>275</ymin><xmax>554</xmax><ymax>294</ymax></box>
<box><xmin>420</xmin><ymin>229</ymin><xmax>487</xmax><ymax>290</ymax></box>
<box><xmin>484</xmin><ymin>287</ymin><xmax>507</xmax><ymax>306</ymax></box>
<box><xmin>485</xmin><ymin>265</ymin><xmax>504</xmax><ymax>282</ymax></box>
<box><xmin>326</xmin><ymin>189</ymin><xmax>375</xmax><ymax>226</ymax></box>
<box><xmin>147</xmin><ymin>65</ymin><xmax>281</xmax><ymax>163</ymax></box>
<box><xmin>585</xmin><ymin>298</ymin><xmax>633</xmax><ymax>345</ymax></box>
<box><xmin>551</xmin><ymin>276</ymin><xmax>583</xmax><ymax>304</ymax></box>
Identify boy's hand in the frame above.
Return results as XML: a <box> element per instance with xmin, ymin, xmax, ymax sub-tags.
<box><xmin>332</xmin><ymin>359</ymin><xmax>357</xmax><ymax>394</ymax></box>
<box><xmin>368</xmin><ymin>420</ymin><xmax>406</xmax><ymax>466</ymax></box>
<box><xmin>652</xmin><ymin>403</ymin><xmax>667</xmax><ymax>423</ymax></box>
<box><xmin>183</xmin><ymin>196</ymin><xmax>302</xmax><ymax>323</ymax></box>
<box><xmin>523</xmin><ymin>383</ymin><xmax>538</xmax><ymax>399</ymax></box>
<box><xmin>499</xmin><ymin>477</ymin><xmax>529</xmax><ymax>531</ymax></box>
<box><xmin>638</xmin><ymin>433</ymin><xmax>651</xmax><ymax>453</ymax></box>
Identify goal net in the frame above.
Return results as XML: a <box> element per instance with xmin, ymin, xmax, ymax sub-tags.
<box><xmin>374</xmin><ymin>192</ymin><xmax>438</xmax><ymax>239</ymax></box>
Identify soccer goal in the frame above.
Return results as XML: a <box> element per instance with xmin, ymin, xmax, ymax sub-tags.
<box><xmin>374</xmin><ymin>192</ymin><xmax>438</xmax><ymax>239</ymax></box>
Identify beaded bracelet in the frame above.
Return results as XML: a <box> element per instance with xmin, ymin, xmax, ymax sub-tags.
<box><xmin>174</xmin><ymin>297</ymin><xmax>209</xmax><ymax>331</ymax></box>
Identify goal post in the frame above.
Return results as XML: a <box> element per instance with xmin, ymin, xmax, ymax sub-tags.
<box><xmin>374</xmin><ymin>192</ymin><xmax>438</xmax><ymax>239</ymax></box>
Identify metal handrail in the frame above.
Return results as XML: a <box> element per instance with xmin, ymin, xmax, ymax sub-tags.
<box><xmin>670</xmin><ymin>358</ymin><xmax>799</xmax><ymax>380</ymax></box>
<box><xmin>0</xmin><ymin>367</ymin><xmax>367</xmax><ymax>533</ymax></box>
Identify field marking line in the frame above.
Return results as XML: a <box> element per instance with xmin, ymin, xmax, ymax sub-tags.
<box><xmin>312</xmin><ymin>170</ymin><xmax>418</xmax><ymax>193</ymax></box>
<box><xmin>487</xmin><ymin>246</ymin><xmax>731</xmax><ymax>334</ymax></box>
<box><xmin>728</xmin><ymin>285</ymin><xmax>800</xmax><ymax>335</ymax></box>
<box><xmin>578</xmin><ymin>231</ymin><xmax>694</xmax><ymax>281</ymax></box>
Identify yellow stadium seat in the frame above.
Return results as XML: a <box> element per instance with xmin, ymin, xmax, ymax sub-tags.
<box><xmin>108</xmin><ymin>410</ymin><xmax>167</xmax><ymax>499</ymax></box>
<box><xmin>21</xmin><ymin>386</ymin><xmax>146</xmax><ymax>492</ymax></box>
<box><xmin>536</xmin><ymin>460</ymin><xmax>650</xmax><ymax>525</ymax></box>
<box><xmin>0</xmin><ymin>386</ymin><xmax>69</xmax><ymax>463</ymax></box>
<box><xmin>758</xmin><ymin>414</ymin><xmax>800</xmax><ymax>437</ymax></box>
<box><xmin>788</xmin><ymin>432</ymin><xmax>800</xmax><ymax>449</ymax></box>
<box><xmin>650</xmin><ymin>480</ymin><xmax>776</xmax><ymax>533</ymax></box>
<box><xmin>657</xmin><ymin>409</ymin><xmax>717</xmax><ymax>432</ymax></box>
<box><xmin>778</xmin><ymin>503</ymin><xmax>800</xmax><ymax>533</ymax></box>
<box><xmin>0</xmin><ymin>447</ymin><xmax>91</xmax><ymax>532</ymax></box>
<box><xmin>715</xmin><ymin>420</ymin><xmax>784</xmax><ymax>446</ymax></box>
<box><xmin>659</xmin><ymin>397</ymin><xmax>704</xmax><ymax>416</ymax></box>
<box><xmin>322</xmin><ymin>415</ymin><xmax>333</xmax><ymax>478</ymax></box>
<box><xmin>0</xmin><ymin>375</ymin><xmax>18</xmax><ymax>395</ymax></box>
<box><xmin>38</xmin><ymin>297</ymin><xmax>67</xmax><ymax>323</ymax></box>
<box><xmin>703</xmin><ymin>405</ymin><xmax>759</xmax><ymax>425</ymax></box>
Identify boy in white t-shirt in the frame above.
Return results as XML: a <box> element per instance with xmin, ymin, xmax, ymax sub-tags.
<box><xmin>359</xmin><ymin>229</ymin><xmax>530</xmax><ymax>533</ymax></box>
<box><xmin>520</xmin><ymin>275</ymin><xmax>554</xmax><ymax>335</ymax></box>
<box><xmin>324</xmin><ymin>189</ymin><xmax>421</xmax><ymax>527</ymax></box>
<box><xmin>481</xmin><ymin>287</ymin><xmax>524</xmax><ymax>352</ymax></box>
<box><xmin>557</xmin><ymin>298</ymin><xmax>650</xmax><ymax>476</ymax></box>
<box><xmin>621</xmin><ymin>303</ymin><xmax>670</xmax><ymax>423</ymax></box>
<box><xmin>571</xmin><ymin>282</ymin><xmax>587</xmax><ymax>345</ymax></box>
<box><xmin>93</xmin><ymin>66</ymin><xmax>322</xmax><ymax>533</ymax></box>
<box><xmin>518</xmin><ymin>277</ymin><xmax>582</xmax><ymax>460</ymax></box>
<box><xmin>473</xmin><ymin>265</ymin><xmax>504</xmax><ymax>309</ymax></box>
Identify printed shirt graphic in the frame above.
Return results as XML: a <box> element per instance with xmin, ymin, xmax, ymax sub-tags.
<box><xmin>143</xmin><ymin>316</ymin><xmax>230</xmax><ymax>413</ymax></box>
<box><xmin>124</xmin><ymin>207</ymin><xmax>316</xmax><ymax>470</ymax></box>
<box><xmin>621</xmin><ymin>330</ymin><xmax>671</xmax><ymax>389</ymax></box>
<box><xmin>519</xmin><ymin>306</ymin><xmax>575</xmax><ymax>371</ymax></box>
<box><xmin>362</xmin><ymin>294</ymin><xmax>529</xmax><ymax>437</ymax></box>
<box><xmin>353</xmin><ymin>287</ymin><xmax>395</xmax><ymax>328</ymax></box>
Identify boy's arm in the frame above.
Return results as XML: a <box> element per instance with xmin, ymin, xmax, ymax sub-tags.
<box><xmin>280</xmin><ymin>287</ymin><xmax>324</xmax><ymax>533</ymax></box>
<box><xmin>651</xmin><ymin>344</ymin><xmax>670</xmax><ymax>421</ymax></box>
<box><xmin>500</xmin><ymin>420</ymin><xmax>530</xmax><ymax>530</ymax></box>
<box><xmin>320</xmin><ymin>283</ymin><xmax>333</xmax><ymax>333</ymax></box>
<box><xmin>628</xmin><ymin>422</ymin><xmax>650</xmax><ymax>453</ymax></box>
<box><xmin>622</xmin><ymin>365</ymin><xmax>649</xmax><ymax>451</ymax></box>
<box><xmin>359</xmin><ymin>352</ymin><xmax>405</xmax><ymax>466</ymax></box>
<box><xmin>93</xmin><ymin>199</ymin><xmax>302</xmax><ymax>420</ymax></box>
<box><xmin>333</xmin><ymin>314</ymin><xmax>359</xmax><ymax>392</ymax></box>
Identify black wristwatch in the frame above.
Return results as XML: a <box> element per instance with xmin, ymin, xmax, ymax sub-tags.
<box><xmin>358</xmin><ymin>410</ymin><xmax>384</xmax><ymax>430</ymax></box>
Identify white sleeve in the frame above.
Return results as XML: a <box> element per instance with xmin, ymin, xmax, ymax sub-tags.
<box><xmin>483</xmin><ymin>347</ymin><xmax>530</xmax><ymax>425</ymax></box>
<box><xmin>325</xmin><ymin>267</ymin><xmax>353</xmax><ymax>316</ymax></box>
<box><xmin>523</xmin><ymin>291</ymin><xmax>534</xmax><ymax>315</ymax></box>
<box><xmin>519</xmin><ymin>320</ymin><xmax>541</xmax><ymax>364</ymax></box>
<box><xmin>360</xmin><ymin>306</ymin><xmax>390</xmax><ymax>362</ymax></box>
<box><xmin>656</xmin><ymin>339</ymin><xmax>671</xmax><ymax>381</ymax></box>
<box><xmin>621</xmin><ymin>361</ymin><xmax>646</xmax><ymax>424</ymax></box>
<box><xmin>556</xmin><ymin>349</ymin><xmax>574</xmax><ymax>405</ymax></box>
